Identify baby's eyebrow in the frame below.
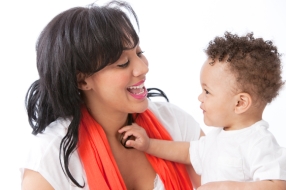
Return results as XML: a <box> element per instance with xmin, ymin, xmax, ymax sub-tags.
<box><xmin>202</xmin><ymin>83</ymin><xmax>213</xmax><ymax>91</ymax></box>
<box><xmin>201</xmin><ymin>83</ymin><xmax>208</xmax><ymax>88</ymax></box>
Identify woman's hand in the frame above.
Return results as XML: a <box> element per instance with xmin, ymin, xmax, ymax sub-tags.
<box><xmin>118</xmin><ymin>123</ymin><xmax>150</xmax><ymax>151</ymax></box>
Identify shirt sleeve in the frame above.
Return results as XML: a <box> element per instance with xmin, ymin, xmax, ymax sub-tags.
<box><xmin>19</xmin><ymin>132</ymin><xmax>64</xmax><ymax>190</ymax></box>
<box><xmin>19</xmin><ymin>119</ymin><xmax>87</xmax><ymax>190</ymax></box>
<box><xmin>248</xmin><ymin>133</ymin><xmax>286</xmax><ymax>181</ymax></box>
<box><xmin>189</xmin><ymin>137</ymin><xmax>206</xmax><ymax>175</ymax></box>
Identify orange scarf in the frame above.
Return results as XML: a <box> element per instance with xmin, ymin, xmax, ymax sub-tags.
<box><xmin>78</xmin><ymin>106</ymin><xmax>193</xmax><ymax>190</ymax></box>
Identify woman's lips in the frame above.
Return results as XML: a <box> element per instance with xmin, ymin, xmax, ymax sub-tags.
<box><xmin>131</xmin><ymin>79</ymin><xmax>145</xmax><ymax>86</ymax></box>
<box><xmin>127</xmin><ymin>79</ymin><xmax>147</xmax><ymax>100</ymax></box>
<box><xmin>128</xmin><ymin>86</ymin><xmax>147</xmax><ymax>99</ymax></box>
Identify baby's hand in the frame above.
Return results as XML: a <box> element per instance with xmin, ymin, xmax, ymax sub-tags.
<box><xmin>118</xmin><ymin>123</ymin><xmax>150</xmax><ymax>151</ymax></box>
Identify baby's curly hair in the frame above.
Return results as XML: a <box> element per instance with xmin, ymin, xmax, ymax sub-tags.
<box><xmin>205</xmin><ymin>31</ymin><xmax>284</xmax><ymax>104</ymax></box>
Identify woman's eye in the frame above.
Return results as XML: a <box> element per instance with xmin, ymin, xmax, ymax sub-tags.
<box><xmin>137</xmin><ymin>51</ymin><xmax>144</xmax><ymax>57</ymax></box>
<box><xmin>117</xmin><ymin>61</ymin><xmax>129</xmax><ymax>68</ymax></box>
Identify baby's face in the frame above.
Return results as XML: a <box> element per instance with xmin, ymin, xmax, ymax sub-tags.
<box><xmin>198</xmin><ymin>58</ymin><xmax>238</xmax><ymax>128</ymax></box>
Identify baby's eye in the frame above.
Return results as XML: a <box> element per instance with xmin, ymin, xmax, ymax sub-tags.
<box><xmin>118</xmin><ymin>61</ymin><xmax>129</xmax><ymax>68</ymax></box>
<box><xmin>137</xmin><ymin>51</ymin><xmax>144</xmax><ymax>57</ymax></box>
<box><xmin>204</xmin><ymin>89</ymin><xmax>210</xmax><ymax>94</ymax></box>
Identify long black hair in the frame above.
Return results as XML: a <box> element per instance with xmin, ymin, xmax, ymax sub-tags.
<box><xmin>25</xmin><ymin>1</ymin><xmax>139</xmax><ymax>187</ymax></box>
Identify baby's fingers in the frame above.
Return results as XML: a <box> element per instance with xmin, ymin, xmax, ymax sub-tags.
<box><xmin>125</xmin><ymin>139</ymin><xmax>138</xmax><ymax>149</ymax></box>
<box><xmin>118</xmin><ymin>123</ymin><xmax>143</xmax><ymax>137</ymax></box>
<box><xmin>125</xmin><ymin>136</ymin><xmax>148</xmax><ymax>151</ymax></box>
<box><xmin>118</xmin><ymin>125</ymin><xmax>132</xmax><ymax>134</ymax></box>
<box><xmin>122</xmin><ymin>130</ymin><xmax>138</xmax><ymax>140</ymax></box>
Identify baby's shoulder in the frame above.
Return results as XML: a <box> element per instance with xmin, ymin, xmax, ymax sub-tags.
<box><xmin>248</xmin><ymin>120</ymin><xmax>275</xmax><ymax>142</ymax></box>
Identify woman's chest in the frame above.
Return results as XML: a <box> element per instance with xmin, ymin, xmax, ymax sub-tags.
<box><xmin>112</xmin><ymin>146</ymin><xmax>157</xmax><ymax>190</ymax></box>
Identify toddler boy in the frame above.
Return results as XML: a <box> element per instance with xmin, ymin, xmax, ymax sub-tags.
<box><xmin>119</xmin><ymin>32</ymin><xmax>286</xmax><ymax>186</ymax></box>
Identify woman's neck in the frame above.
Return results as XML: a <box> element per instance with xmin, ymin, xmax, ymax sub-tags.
<box><xmin>86</xmin><ymin>105</ymin><xmax>128</xmax><ymax>138</ymax></box>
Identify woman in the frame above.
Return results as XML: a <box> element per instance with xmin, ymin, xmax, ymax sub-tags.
<box><xmin>21</xmin><ymin>1</ymin><xmax>286</xmax><ymax>189</ymax></box>
<box><xmin>21</xmin><ymin>1</ymin><xmax>202</xmax><ymax>189</ymax></box>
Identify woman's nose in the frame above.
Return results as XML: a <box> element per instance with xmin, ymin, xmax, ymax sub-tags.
<box><xmin>132</xmin><ymin>56</ymin><xmax>149</xmax><ymax>77</ymax></box>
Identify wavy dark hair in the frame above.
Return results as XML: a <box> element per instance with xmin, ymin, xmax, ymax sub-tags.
<box><xmin>25</xmin><ymin>1</ymin><xmax>139</xmax><ymax>187</ymax></box>
<box><xmin>205</xmin><ymin>31</ymin><xmax>284</xmax><ymax>104</ymax></box>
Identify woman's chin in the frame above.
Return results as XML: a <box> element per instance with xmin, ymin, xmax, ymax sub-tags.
<box><xmin>132</xmin><ymin>98</ymin><xmax>149</xmax><ymax>113</ymax></box>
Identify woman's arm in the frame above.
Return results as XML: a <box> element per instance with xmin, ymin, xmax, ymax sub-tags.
<box><xmin>198</xmin><ymin>180</ymin><xmax>286</xmax><ymax>190</ymax></box>
<box><xmin>22</xmin><ymin>169</ymin><xmax>54</xmax><ymax>190</ymax></box>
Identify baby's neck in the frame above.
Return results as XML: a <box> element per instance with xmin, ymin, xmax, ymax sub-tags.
<box><xmin>224</xmin><ymin>101</ymin><xmax>266</xmax><ymax>131</ymax></box>
<box><xmin>223</xmin><ymin>115</ymin><xmax>262</xmax><ymax>131</ymax></box>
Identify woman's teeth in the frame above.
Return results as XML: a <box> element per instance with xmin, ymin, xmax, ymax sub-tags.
<box><xmin>128</xmin><ymin>83</ymin><xmax>145</xmax><ymax>94</ymax></box>
<box><xmin>128</xmin><ymin>83</ymin><xmax>144</xmax><ymax>89</ymax></box>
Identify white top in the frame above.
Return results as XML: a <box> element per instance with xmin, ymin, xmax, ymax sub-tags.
<box><xmin>190</xmin><ymin>120</ymin><xmax>286</xmax><ymax>185</ymax></box>
<box><xmin>20</xmin><ymin>100</ymin><xmax>201</xmax><ymax>190</ymax></box>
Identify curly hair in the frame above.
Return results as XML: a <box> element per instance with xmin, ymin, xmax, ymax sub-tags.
<box><xmin>205</xmin><ymin>31</ymin><xmax>284</xmax><ymax>104</ymax></box>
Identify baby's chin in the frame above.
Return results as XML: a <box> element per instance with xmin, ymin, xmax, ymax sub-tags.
<box><xmin>203</xmin><ymin>120</ymin><xmax>223</xmax><ymax>128</ymax></box>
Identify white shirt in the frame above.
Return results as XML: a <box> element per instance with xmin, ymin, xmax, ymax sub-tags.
<box><xmin>190</xmin><ymin>120</ymin><xmax>286</xmax><ymax>185</ymax></box>
<box><xmin>20</xmin><ymin>100</ymin><xmax>201</xmax><ymax>190</ymax></box>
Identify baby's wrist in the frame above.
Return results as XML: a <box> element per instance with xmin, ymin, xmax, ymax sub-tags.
<box><xmin>145</xmin><ymin>138</ymin><xmax>154</xmax><ymax>153</ymax></box>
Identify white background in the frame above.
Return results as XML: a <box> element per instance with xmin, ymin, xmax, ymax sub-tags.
<box><xmin>1</xmin><ymin>0</ymin><xmax>285</xmax><ymax>189</ymax></box>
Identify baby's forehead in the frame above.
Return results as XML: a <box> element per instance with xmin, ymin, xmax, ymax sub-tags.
<box><xmin>203</xmin><ymin>58</ymin><xmax>233</xmax><ymax>74</ymax></box>
<box><xmin>202</xmin><ymin>59</ymin><xmax>238</xmax><ymax>85</ymax></box>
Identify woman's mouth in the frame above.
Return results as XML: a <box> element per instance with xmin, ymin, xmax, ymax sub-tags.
<box><xmin>127</xmin><ymin>82</ymin><xmax>147</xmax><ymax>99</ymax></box>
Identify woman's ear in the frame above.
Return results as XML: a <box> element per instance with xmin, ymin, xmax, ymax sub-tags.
<box><xmin>234</xmin><ymin>93</ymin><xmax>252</xmax><ymax>114</ymax></box>
<box><xmin>77</xmin><ymin>72</ymin><xmax>90</xmax><ymax>90</ymax></box>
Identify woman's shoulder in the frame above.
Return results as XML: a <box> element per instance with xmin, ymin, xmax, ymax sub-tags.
<box><xmin>20</xmin><ymin>117</ymin><xmax>87</xmax><ymax>189</ymax></box>
<box><xmin>40</xmin><ymin>117</ymin><xmax>70</xmax><ymax>135</ymax></box>
<box><xmin>147</xmin><ymin>100</ymin><xmax>201</xmax><ymax>141</ymax></box>
<box><xmin>20</xmin><ymin>117</ymin><xmax>71</xmax><ymax>174</ymax></box>
<box><xmin>26</xmin><ymin>118</ymin><xmax>71</xmax><ymax>151</ymax></box>
<box><xmin>24</xmin><ymin>117</ymin><xmax>71</xmax><ymax>154</ymax></box>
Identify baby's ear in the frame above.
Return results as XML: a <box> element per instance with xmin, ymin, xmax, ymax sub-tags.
<box><xmin>77</xmin><ymin>72</ymin><xmax>90</xmax><ymax>90</ymax></box>
<box><xmin>234</xmin><ymin>93</ymin><xmax>252</xmax><ymax>114</ymax></box>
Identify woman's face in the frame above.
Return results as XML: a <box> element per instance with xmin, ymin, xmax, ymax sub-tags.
<box><xmin>83</xmin><ymin>44</ymin><xmax>149</xmax><ymax>116</ymax></box>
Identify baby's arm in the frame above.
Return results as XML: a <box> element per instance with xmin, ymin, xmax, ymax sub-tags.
<box><xmin>197</xmin><ymin>180</ymin><xmax>286</xmax><ymax>190</ymax></box>
<box><xmin>118</xmin><ymin>123</ymin><xmax>191</xmax><ymax>164</ymax></box>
